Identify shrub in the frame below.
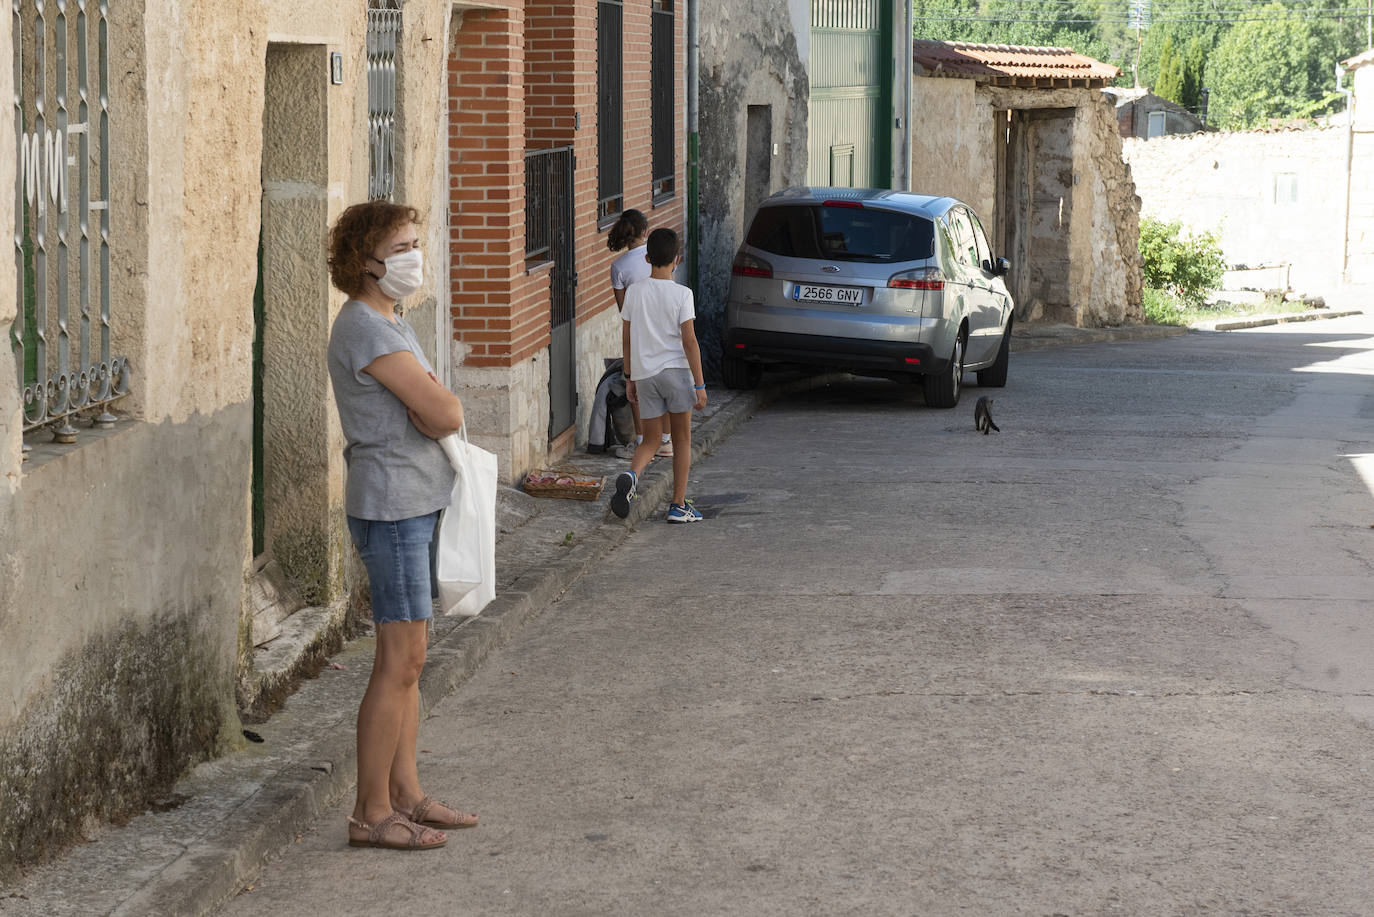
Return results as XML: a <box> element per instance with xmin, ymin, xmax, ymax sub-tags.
<box><xmin>1139</xmin><ymin>217</ymin><xmax>1226</xmax><ymax>307</ymax></box>
<box><xmin>1142</xmin><ymin>286</ymin><xmax>1185</xmax><ymax>325</ymax></box>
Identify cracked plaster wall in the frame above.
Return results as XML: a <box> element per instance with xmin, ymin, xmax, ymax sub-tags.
<box><xmin>697</xmin><ymin>0</ymin><xmax>809</xmax><ymax>378</ymax></box>
<box><xmin>0</xmin><ymin>0</ymin><xmax>456</xmax><ymax>877</ymax></box>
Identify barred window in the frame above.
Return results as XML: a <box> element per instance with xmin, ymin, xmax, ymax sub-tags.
<box><xmin>367</xmin><ymin>2</ymin><xmax>401</xmax><ymax>201</ymax></box>
<box><xmin>12</xmin><ymin>0</ymin><xmax>128</xmax><ymax>450</ymax></box>
<box><xmin>596</xmin><ymin>0</ymin><xmax>623</xmax><ymax>225</ymax></box>
<box><xmin>651</xmin><ymin>0</ymin><xmax>674</xmax><ymax>202</ymax></box>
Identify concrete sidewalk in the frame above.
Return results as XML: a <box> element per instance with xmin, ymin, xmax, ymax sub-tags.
<box><xmin>0</xmin><ymin>315</ymin><xmax>1329</xmax><ymax>916</ymax></box>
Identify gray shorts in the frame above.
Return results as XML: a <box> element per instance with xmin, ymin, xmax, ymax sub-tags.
<box><xmin>635</xmin><ymin>367</ymin><xmax>696</xmax><ymax>418</ymax></box>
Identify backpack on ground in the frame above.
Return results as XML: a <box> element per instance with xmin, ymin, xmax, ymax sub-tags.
<box><xmin>587</xmin><ymin>358</ymin><xmax>635</xmax><ymax>453</ymax></box>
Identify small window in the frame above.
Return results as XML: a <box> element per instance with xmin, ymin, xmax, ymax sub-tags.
<box><xmin>1147</xmin><ymin>110</ymin><xmax>1167</xmax><ymax>139</ymax></box>
<box><xmin>650</xmin><ymin>0</ymin><xmax>675</xmax><ymax>201</ymax></box>
<box><xmin>1274</xmin><ymin>172</ymin><xmax>1298</xmax><ymax>205</ymax></box>
<box><xmin>746</xmin><ymin>206</ymin><xmax>935</xmax><ymax>263</ymax></box>
<box><xmin>829</xmin><ymin>144</ymin><xmax>855</xmax><ymax>188</ymax></box>
<box><xmin>367</xmin><ymin>3</ymin><xmax>402</xmax><ymax>201</ymax></box>
<box><xmin>596</xmin><ymin>0</ymin><xmax>624</xmax><ymax>224</ymax></box>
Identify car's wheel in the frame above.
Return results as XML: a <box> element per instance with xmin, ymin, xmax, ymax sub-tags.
<box><xmin>976</xmin><ymin>319</ymin><xmax>1012</xmax><ymax>388</ymax></box>
<box><xmin>722</xmin><ymin>354</ymin><xmax>763</xmax><ymax>390</ymax></box>
<box><xmin>922</xmin><ymin>330</ymin><xmax>964</xmax><ymax>408</ymax></box>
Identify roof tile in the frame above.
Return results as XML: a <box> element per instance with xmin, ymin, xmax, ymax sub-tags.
<box><xmin>914</xmin><ymin>40</ymin><xmax>1120</xmax><ymax>86</ymax></box>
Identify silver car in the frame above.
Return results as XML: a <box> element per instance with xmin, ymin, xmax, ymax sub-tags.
<box><xmin>723</xmin><ymin>187</ymin><xmax>1014</xmax><ymax>407</ymax></box>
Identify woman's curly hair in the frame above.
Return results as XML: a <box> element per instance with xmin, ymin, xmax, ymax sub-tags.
<box><xmin>328</xmin><ymin>200</ymin><xmax>422</xmax><ymax>297</ymax></box>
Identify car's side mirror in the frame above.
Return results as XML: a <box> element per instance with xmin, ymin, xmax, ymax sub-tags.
<box><xmin>995</xmin><ymin>257</ymin><xmax>1011</xmax><ymax>276</ymax></box>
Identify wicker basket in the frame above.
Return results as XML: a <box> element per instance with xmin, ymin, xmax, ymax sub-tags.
<box><xmin>522</xmin><ymin>470</ymin><xmax>606</xmax><ymax>501</ymax></box>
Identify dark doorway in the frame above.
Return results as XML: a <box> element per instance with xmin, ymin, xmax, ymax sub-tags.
<box><xmin>744</xmin><ymin>105</ymin><xmax>773</xmax><ymax>223</ymax></box>
<box><xmin>525</xmin><ymin>148</ymin><xmax>577</xmax><ymax>439</ymax></box>
<box><xmin>1002</xmin><ymin>108</ymin><xmax>1075</xmax><ymax>322</ymax></box>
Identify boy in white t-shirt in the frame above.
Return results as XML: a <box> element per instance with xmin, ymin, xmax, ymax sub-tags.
<box><xmin>609</xmin><ymin>228</ymin><xmax>707</xmax><ymax>523</ymax></box>
<box><xmin>607</xmin><ymin>210</ymin><xmax>672</xmax><ymax>459</ymax></box>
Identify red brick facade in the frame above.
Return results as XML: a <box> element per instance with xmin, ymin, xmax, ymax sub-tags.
<box><xmin>446</xmin><ymin>8</ymin><xmax>549</xmax><ymax>368</ymax></box>
<box><xmin>446</xmin><ymin>0</ymin><xmax>685</xmax><ymax>417</ymax></box>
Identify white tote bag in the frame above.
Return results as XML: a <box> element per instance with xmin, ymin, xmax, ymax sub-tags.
<box><xmin>435</xmin><ymin>426</ymin><xmax>498</xmax><ymax>617</ymax></box>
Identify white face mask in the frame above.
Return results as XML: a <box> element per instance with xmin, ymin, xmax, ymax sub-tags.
<box><xmin>373</xmin><ymin>249</ymin><xmax>424</xmax><ymax>301</ymax></box>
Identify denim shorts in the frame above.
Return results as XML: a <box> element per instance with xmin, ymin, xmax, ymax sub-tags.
<box><xmin>346</xmin><ymin>511</ymin><xmax>440</xmax><ymax>624</ymax></box>
<box><xmin>635</xmin><ymin>367</ymin><xmax>696</xmax><ymax>418</ymax></box>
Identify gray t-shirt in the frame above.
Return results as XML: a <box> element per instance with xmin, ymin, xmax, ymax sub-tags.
<box><xmin>327</xmin><ymin>300</ymin><xmax>454</xmax><ymax>521</ymax></box>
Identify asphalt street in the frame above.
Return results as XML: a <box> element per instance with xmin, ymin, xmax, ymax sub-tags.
<box><xmin>219</xmin><ymin>315</ymin><xmax>1374</xmax><ymax>916</ymax></box>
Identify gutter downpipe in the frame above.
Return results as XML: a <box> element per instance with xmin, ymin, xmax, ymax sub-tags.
<box><xmin>687</xmin><ymin>0</ymin><xmax>700</xmax><ymax>296</ymax></box>
<box><xmin>1337</xmin><ymin>62</ymin><xmax>1353</xmax><ymax>286</ymax></box>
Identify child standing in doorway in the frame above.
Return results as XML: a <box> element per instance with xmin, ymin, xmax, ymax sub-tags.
<box><xmin>607</xmin><ymin>209</ymin><xmax>673</xmax><ymax>460</ymax></box>
<box><xmin>610</xmin><ymin>228</ymin><xmax>707</xmax><ymax>523</ymax></box>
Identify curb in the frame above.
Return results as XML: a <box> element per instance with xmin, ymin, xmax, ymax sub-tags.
<box><xmin>1191</xmin><ymin>309</ymin><xmax>1364</xmax><ymax>332</ymax></box>
<box><xmin>1010</xmin><ymin>323</ymin><xmax>1189</xmax><ymax>352</ymax></box>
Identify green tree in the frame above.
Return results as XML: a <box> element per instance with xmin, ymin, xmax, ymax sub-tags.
<box><xmin>1179</xmin><ymin>36</ymin><xmax>1207</xmax><ymax>112</ymax></box>
<box><xmin>1206</xmin><ymin>4</ymin><xmax>1318</xmax><ymax>128</ymax></box>
<box><xmin>1155</xmin><ymin>38</ymin><xmax>1184</xmax><ymax>104</ymax></box>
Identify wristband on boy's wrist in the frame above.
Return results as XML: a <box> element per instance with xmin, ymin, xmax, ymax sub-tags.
<box><xmin>694</xmin><ymin>384</ymin><xmax>705</xmax><ymax>390</ymax></box>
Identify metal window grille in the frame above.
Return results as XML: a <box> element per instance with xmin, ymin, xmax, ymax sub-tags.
<box><xmin>12</xmin><ymin>0</ymin><xmax>127</xmax><ymax>447</ymax></box>
<box><xmin>596</xmin><ymin>0</ymin><xmax>622</xmax><ymax>223</ymax></box>
<box><xmin>367</xmin><ymin>4</ymin><xmax>400</xmax><ymax>201</ymax></box>
<box><xmin>650</xmin><ymin>0</ymin><xmax>674</xmax><ymax>201</ymax></box>
<box><xmin>524</xmin><ymin>149</ymin><xmax>558</xmax><ymax>267</ymax></box>
<box><xmin>524</xmin><ymin>147</ymin><xmax>575</xmax><ymax>320</ymax></box>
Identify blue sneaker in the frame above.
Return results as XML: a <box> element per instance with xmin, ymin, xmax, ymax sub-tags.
<box><xmin>666</xmin><ymin>500</ymin><xmax>703</xmax><ymax>524</ymax></box>
<box><xmin>610</xmin><ymin>470</ymin><xmax>637</xmax><ymax>519</ymax></box>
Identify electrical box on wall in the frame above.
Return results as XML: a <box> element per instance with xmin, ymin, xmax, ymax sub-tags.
<box><xmin>330</xmin><ymin>52</ymin><xmax>343</xmax><ymax>85</ymax></box>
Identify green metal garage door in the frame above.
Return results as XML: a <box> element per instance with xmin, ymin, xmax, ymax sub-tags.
<box><xmin>808</xmin><ymin>0</ymin><xmax>892</xmax><ymax>189</ymax></box>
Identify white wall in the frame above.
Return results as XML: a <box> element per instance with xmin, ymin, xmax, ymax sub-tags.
<box><xmin>1123</xmin><ymin>127</ymin><xmax>1349</xmax><ymax>293</ymax></box>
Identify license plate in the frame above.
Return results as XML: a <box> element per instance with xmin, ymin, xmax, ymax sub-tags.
<box><xmin>793</xmin><ymin>284</ymin><xmax>863</xmax><ymax>305</ymax></box>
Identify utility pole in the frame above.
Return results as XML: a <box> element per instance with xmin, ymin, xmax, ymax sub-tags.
<box><xmin>1129</xmin><ymin>0</ymin><xmax>1152</xmax><ymax>89</ymax></box>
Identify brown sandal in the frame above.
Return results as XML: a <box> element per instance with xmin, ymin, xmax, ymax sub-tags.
<box><xmin>347</xmin><ymin>813</ymin><xmax>447</xmax><ymax>850</ymax></box>
<box><xmin>409</xmin><ymin>794</ymin><xmax>479</xmax><ymax>830</ymax></box>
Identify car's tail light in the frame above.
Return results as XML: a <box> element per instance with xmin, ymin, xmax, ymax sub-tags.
<box><xmin>823</xmin><ymin>199</ymin><xmax>864</xmax><ymax>209</ymax></box>
<box><xmin>732</xmin><ymin>251</ymin><xmax>773</xmax><ymax>278</ymax></box>
<box><xmin>888</xmin><ymin>267</ymin><xmax>945</xmax><ymax>291</ymax></box>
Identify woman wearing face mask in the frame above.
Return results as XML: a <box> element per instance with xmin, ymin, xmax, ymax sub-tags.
<box><xmin>326</xmin><ymin>200</ymin><xmax>478</xmax><ymax>851</ymax></box>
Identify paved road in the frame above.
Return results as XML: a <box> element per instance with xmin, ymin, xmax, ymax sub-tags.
<box><xmin>221</xmin><ymin>316</ymin><xmax>1374</xmax><ymax>916</ymax></box>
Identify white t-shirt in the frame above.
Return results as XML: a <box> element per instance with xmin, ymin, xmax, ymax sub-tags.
<box><xmin>610</xmin><ymin>245</ymin><xmax>651</xmax><ymax>291</ymax></box>
<box><xmin>622</xmin><ymin>277</ymin><xmax>696</xmax><ymax>381</ymax></box>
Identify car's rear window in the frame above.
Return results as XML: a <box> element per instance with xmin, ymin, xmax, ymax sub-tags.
<box><xmin>745</xmin><ymin>205</ymin><xmax>935</xmax><ymax>263</ymax></box>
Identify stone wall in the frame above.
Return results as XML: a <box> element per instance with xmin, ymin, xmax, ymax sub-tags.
<box><xmin>909</xmin><ymin>77</ymin><xmax>996</xmax><ymax>222</ymax></box>
<box><xmin>1122</xmin><ymin>126</ymin><xmax>1350</xmax><ymax>294</ymax></box>
<box><xmin>1066</xmin><ymin>90</ymin><xmax>1144</xmax><ymax>325</ymax></box>
<box><xmin>697</xmin><ymin>0</ymin><xmax>810</xmax><ymax>377</ymax></box>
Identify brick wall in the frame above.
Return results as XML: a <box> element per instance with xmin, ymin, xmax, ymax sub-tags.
<box><xmin>447</xmin><ymin>0</ymin><xmax>686</xmax><ymax>464</ymax></box>
<box><xmin>447</xmin><ymin>6</ymin><xmax>549</xmax><ymax>369</ymax></box>
<box><xmin>571</xmin><ymin>0</ymin><xmax>685</xmax><ymax>334</ymax></box>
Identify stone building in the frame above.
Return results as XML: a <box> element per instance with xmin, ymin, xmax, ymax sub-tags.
<box><xmin>909</xmin><ymin>42</ymin><xmax>1144</xmax><ymax>326</ymax></box>
<box><xmin>1</xmin><ymin>0</ymin><xmax>683</xmax><ymax>876</ymax></box>
<box><xmin>1104</xmin><ymin>87</ymin><xmax>1207</xmax><ymax>139</ymax></box>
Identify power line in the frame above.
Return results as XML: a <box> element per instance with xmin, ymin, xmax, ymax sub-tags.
<box><xmin>914</xmin><ymin>12</ymin><xmax>1362</xmax><ymax>21</ymax></box>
